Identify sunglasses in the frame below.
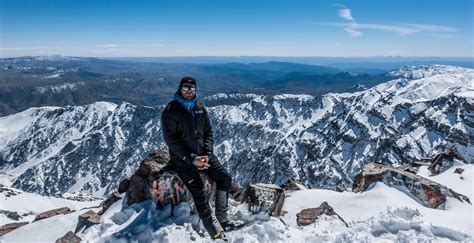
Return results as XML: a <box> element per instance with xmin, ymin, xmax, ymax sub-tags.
<box><xmin>181</xmin><ymin>85</ymin><xmax>196</xmax><ymax>91</ymax></box>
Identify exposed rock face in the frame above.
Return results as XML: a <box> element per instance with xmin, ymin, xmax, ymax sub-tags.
<box><xmin>124</xmin><ymin>149</ymin><xmax>169</xmax><ymax>205</ymax></box>
<box><xmin>34</xmin><ymin>207</ymin><xmax>72</xmax><ymax>222</ymax></box>
<box><xmin>74</xmin><ymin>210</ymin><xmax>100</xmax><ymax>233</ymax></box>
<box><xmin>296</xmin><ymin>202</ymin><xmax>348</xmax><ymax>227</ymax></box>
<box><xmin>336</xmin><ymin>184</ymin><xmax>347</xmax><ymax>192</ymax></box>
<box><xmin>0</xmin><ymin>222</ymin><xmax>29</xmax><ymax>236</ymax></box>
<box><xmin>243</xmin><ymin>183</ymin><xmax>285</xmax><ymax>216</ymax></box>
<box><xmin>281</xmin><ymin>178</ymin><xmax>306</xmax><ymax>191</ymax></box>
<box><xmin>55</xmin><ymin>231</ymin><xmax>82</xmax><ymax>243</ymax></box>
<box><xmin>428</xmin><ymin>148</ymin><xmax>466</xmax><ymax>175</ymax></box>
<box><xmin>0</xmin><ymin>210</ymin><xmax>21</xmax><ymax>221</ymax></box>
<box><xmin>98</xmin><ymin>191</ymin><xmax>122</xmax><ymax>215</ymax></box>
<box><xmin>352</xmin><ymin>163</ymin><xmax>471</xmax><ymax>209</ymax></box>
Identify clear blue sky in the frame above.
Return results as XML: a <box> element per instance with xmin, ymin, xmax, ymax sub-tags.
<box><xmin>1</xmin><ymin>0</ymin><xmax>472</xmax><ymax>57</ymax></box>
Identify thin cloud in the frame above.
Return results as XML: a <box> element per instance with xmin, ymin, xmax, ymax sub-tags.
<box><xmin>338</xmin><ymin>8</ymin><xmax>354</xmax><ymax>21</ymax></box>
<box><xmin>0</xmin><ymin>47</ymin><xmax>60</xmax><ymax>51</ymax></box>
<box><xmin>96</xmin><ymin>44</ymin><xmax>175</xmax><ymax>47</ymax></box>
<box><xmin>344</xmin><ymin>28</ymin><xmax>362</xmax><ymax>37</ymax></box>
<box><xmin>331</xmin><ymin>5</ymin><xmax>457</xmax><ymax>38</ymax></box>
<box><xmin>402</xmin><ymin>23</ymin><xmax>457</xmax><ymax>33</ymax></box>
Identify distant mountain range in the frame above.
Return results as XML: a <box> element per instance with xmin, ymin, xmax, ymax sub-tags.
<box><xmin>0</xmin><ymin>56</ymin><xmax>437</xmax><ymax>116</ymax></box>
<box><xmin>1</xmin><ymin>64</ymin><xmax>472</xmax><ymax>197</ymax></box>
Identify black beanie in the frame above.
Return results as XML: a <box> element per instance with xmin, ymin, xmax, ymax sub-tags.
<box><xmin>179</xmin><ymin>76</ymin><xmax>196</xmax><ymax>88</ymax></box>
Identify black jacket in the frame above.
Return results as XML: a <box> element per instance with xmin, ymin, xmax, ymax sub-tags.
<box><xmin>161</xmin><ymin>100</ymin><xmax>214</xmax><ymax>167</ymax></box>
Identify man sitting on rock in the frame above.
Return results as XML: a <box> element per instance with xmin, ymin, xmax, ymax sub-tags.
<box><xmin>161</xmin><ymin>76</ymin><xmax>241</xmax><ymax>240</ymax></box>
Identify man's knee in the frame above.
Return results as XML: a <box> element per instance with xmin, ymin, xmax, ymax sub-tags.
<box><xmin>216</xmin><ymin>171</ymin><xmax>232</xmax><ymax>191</ymax></box>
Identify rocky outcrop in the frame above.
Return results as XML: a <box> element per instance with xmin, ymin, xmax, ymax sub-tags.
<box><xmin>454</xmin><ymin>168</ymin><xmax>465</xmax><ymax>174</ymax></box>
<box><xmin>55</xmin><ymin>231</ymin><xmax>82</xmax><ymax>243</ymax></box>
<box><xmin>281</xmin><ymin>178</ymin><xmax>306</xmax><ymax>191</ymax></box>
<box><xmin>243</xmin><ymin>183</ymin><xmax>285</xmax><ymax>216</ymax></box>
<box><xmin>352</xmin><ymin>163</ymin><xmax>471</xmax><ymax>209</ymax></box>
<box><xmin>98</xmin><ymin>191</ymin><xmax>122</xmax><ymax>215</ymax></box>
<box><xmin>296</xmin><ymin>202</ymin><xmax>348</xmax><ymax>227</ymax></box>
<box><xmin>34</xmin><ymin>207</ymin><xmax>72</xmax><ymax>222</ymax></box>
<box><xmin>122</xmin><ymin>149</ymin><xmax>169</xmax><ymax>205</ymax></box>
<box><xmin>0</xmin><ymin>222</ymin><xmax>29</xmax><ymax>236</ymax></box>
<box><xmin>0</xmin><ymin>210</ymin><xmax>21</xmax><ymax>221</ymax></box>
<box><xmin>428</xmin><ymin>148</ymin><xmax>466</xmax><ymax>175</ymax></box>
<box><xmin>74</xmin><ymin>210</ymin><xmax>100</xmax><ymax>233</ymax></box>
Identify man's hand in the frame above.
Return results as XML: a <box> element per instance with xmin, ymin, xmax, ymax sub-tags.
<box><xmin>194</xmin><ymin>156</ymin><xmax>210</xmax><ymax>170</ymax></box>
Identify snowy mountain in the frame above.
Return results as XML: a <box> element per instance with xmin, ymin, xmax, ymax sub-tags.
<box><xmin>0</xmin><ymin>65</ymin><xmax>473</xmax><ymax>197</ymax></box>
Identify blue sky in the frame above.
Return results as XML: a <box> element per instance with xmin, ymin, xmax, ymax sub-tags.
<box><xmin>0</xmin><ymin>0</ymin><xmax>472</xmax><ymax>57</ymax></box>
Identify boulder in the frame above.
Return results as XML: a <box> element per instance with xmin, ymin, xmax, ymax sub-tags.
<box><xmin>353</xmin><ymin>163</ymin><xmax>471</xmax><ymax>209</ymax></box>
<box><xmin>55</xmin><ymin>231</ymin><xmax>82</xmax><ymax>243</ymax></box>
<box><xmin>125</xmin><ymin>148</ymin><xmax>169</xmax><ymax>205</ymax></box>
<box><xmin>98</xmin><ymin>191</ymin><xmax>122</xmax><ymax>215</ymax></box>
<box><xmin>0</xmin><ymin>222</ymin><xmax>29</xmax><ymax>236</ymax></box>
<box><xmin>243</xmin><ymin>183</ymin><xmax>285</xmax><ymax>216</ymax></box>
<box><xmin>296</xmin><ymin>202</ymin><xmax>348</xmax><ymax>227</ymax></box>
<box><xmin>454</xmin><ymin>168</ymin><xmax>465</xmax><ymax>174</ymax></box>
<box><xmin>34</xmin><ymin>207</ymin><xmax>72</xmax><ymax>222</ymax></box>
<box><xmin>74</xmin><ymin>210</ymin><xmax>100</xmax><ymax>233</ymax></box>
<box><xmin>428</xmin><ymin>148</ymin><xmax>466</xmax><ymax>175</ymax></box>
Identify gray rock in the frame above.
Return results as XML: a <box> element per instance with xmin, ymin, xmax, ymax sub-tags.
<box><xmin>98</xmin><ymin>191</ymin><xmax>122</xmax><ymax>215</ymax></box>
<box><xmin>296</xmin><ymin>202</ymin><xmax>348</xmax><ymax>227</ymax></box>
<box><xmin>243</xmin><ymin>183</ymin><xmax>285</xmax><ymax>216</ymax></box>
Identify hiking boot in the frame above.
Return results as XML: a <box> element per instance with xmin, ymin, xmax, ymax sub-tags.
<box><xmin>220</xmin><ymin>220</ymin><xmax>245</xmax><ymax>231</ymax></box>
<box><xmin>213</xmin><ymin>231</ymin><xmax>228</xmax><ymax>241</ymax></box>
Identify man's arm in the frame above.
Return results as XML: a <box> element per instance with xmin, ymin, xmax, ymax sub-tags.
<box><xmin>161</xmin><ymin>109</ymin><xmax>196</xmax><ymax>165</ymax></box>
<box><xmin>202</xmin><ymin>107</ymin><xmax>214</xmax><ymax>154</ymax></box>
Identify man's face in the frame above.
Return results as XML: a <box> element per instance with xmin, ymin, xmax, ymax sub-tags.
<box><xmin>180</xmin><ymin>84</ymin><xmax>196</xmax><ymax>100</ymax></box>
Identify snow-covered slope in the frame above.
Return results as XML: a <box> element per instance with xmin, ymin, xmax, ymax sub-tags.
<box><xmin>0</xmin><ymin>65</ymin><xmax>473</xmax><ymax>196</ymax></box>
<box><xmin>2</xmin><ymin>163</ymin><xmax>472</xmax><ymax>242</ymax></box>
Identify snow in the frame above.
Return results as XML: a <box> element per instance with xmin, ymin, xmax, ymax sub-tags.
<box><xmin>2</xmin><ymin>163</ymin><xmax>472</xmax><ymax>242</ymax></box>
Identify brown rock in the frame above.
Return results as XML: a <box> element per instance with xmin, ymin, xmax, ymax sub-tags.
<box><xmin>55</xmin><ymin>231</ymin><xmax>82</xmax><ymax>243</ymax></box>
<box><xmin>34</xmin><ymin>207</ymin><xmax>72</xmax><ymax>222</ymax></box>
<box><xmin>296</xmin><ymin>202</ymin><xmax>348</xmax><ymax>227</ymax></box>
<box><xmin>74</xmin><ymin>210</ymin><xmax>100</xmax><ymax>233</ymax></box>
<box><xmin>0</xmin><ymin>222</ymin><xmax>29</xmax><ymax>236</ymax></box>
<box><xmin>243</xmin><ymin>183</ymin><xmax>285</xmax><ymax>216</ymax></box>
<box><xmin>281</xmin><ymin>178</ymin><xmax>306</xmax><ymax>191</ymax></box>
<box><xmin>454</xmin><ymin>168</ymin><xmax>465</xmax><ymax>174</ymax></box>
<box><xmin>98</xmin><ymin>191</ymin><xmax>122</xmax><ymax>215</ymax></box>
<box><xmin>352</xmin><ymin>162</ymin><xmax>471</xmax><ymax>209</ymax></box>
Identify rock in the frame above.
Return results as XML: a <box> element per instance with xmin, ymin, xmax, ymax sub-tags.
<box><xmin>118</xmin><ymin>178</ymin><xmax>130</xmax><ymax>194</ymax></box>
<box><xmin>74</xmin><ymin>210</ymin><xmax>100</xmax><ymax>233</ymax></box>
<box><xmin>0</xmin><ymin>210</ymin><xmax>21</xmax><ymax>221</ymax></box>
<box><xmin>229</xmin><ymin>181</ymin><xmax>245</xmax><ymax>202</ymax></box>
<box><xmin>281</xmin><ymin>178</ymin><xmax>306</xmax><ymax>191</ymax></box>
<box><xmin>98</xmin><ymin>191</ymin><xmax>122</xmax><ymax>215</ymax></box>
<box><xmin>454</xmin><ymin>168</ymin><xmax>465</xmax><ymax>174</ymax></box>
<box><xmin>296</xmin><ymin>202</ymin><xmax>348</xmax><ymax>227</ymax></box>
<box><xmin>243</xmin><ymin>183</ymin><xmax>285</xmax><ymax>216</ymax></box>
<box><xmin>34</xmin><ymin>207</ymin><xmax>72</xmax><ymax>222</ymax></box>
<box><xmin>352</xmin><ymin>163</ymin><xmax>471</xmax><ymax>209</ymax></box>
<box><xmin>126</xmin><ymin>149</ymin><xmax>169</xmax><ymax>205</ymax></box>
<box><xmin>428</xmin><ymin>148</ymin><xmax>466</xmax><ymax>175</ymax></box>
<box><xmin>336</xmin><ymin>184</ymin><xmax>347</xmax><ymax>192</ymax></box>
<box><xmin>55</xmin><ymin>231</ymin><xmax>82</xmax><ymax>243</ymax></box>
<box><xmin>0</xmin><ymin>222</ymin><xmax>29</xmax><ymax>236</ymax></box>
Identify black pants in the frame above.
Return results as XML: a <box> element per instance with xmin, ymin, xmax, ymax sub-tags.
<box><xmin>174</xmin><ymin>156</ymin><xmax>232</xmax><ymax>226</ymax></box>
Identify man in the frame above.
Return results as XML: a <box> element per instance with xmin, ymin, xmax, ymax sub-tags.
<box><xmin>161</xmin><ymin>76</ymin><xmax>240</xmax><ymax>240</ymax></box>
